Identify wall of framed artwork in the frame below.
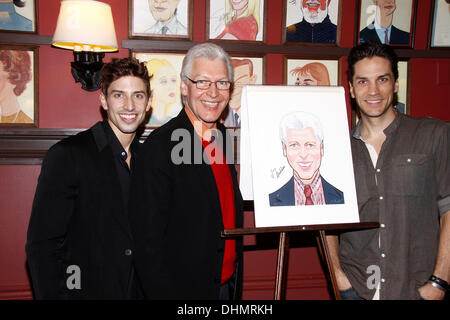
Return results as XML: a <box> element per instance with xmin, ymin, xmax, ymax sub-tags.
<box><xmin>0</xmin><ymin>44</ymin><xmax>38</xmax><ymax>127</ymax></box>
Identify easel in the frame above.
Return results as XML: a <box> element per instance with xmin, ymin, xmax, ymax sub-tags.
<box><xmin>222</xmin><ymin>222</ymin><xmax>379</xmax><ymax>300</ymax></box>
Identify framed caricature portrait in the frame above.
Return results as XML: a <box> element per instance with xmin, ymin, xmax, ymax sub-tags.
<box><xmin>207</xmin><ymin>0</ymin><xmax>266</xmax><ymax>41</ymax></box>
<box><xmin>284</xmin><ymin>57</ymin><xmax>340</xmax><ymax>86</ymax></box>
<box><xmin>132</xmin><ymin>51</ymin><xmax>186</xmax><ymax>127</ymax></box>
<box><xmin>357</xmin><ymin>0</ymin><xmax>416</xmax><ymax>47</ymax></box>
<box><xmin>283</xmin><ymin>0</ymin><xmax>341</xmax><ymax>45</ymax></box>
<box><xmin>129</xmin><ymin>0</ymin><xmax>192</xmax><ymax>39</ymax></box>
<box><xmin>0</xmin><ymin>45</ymin><xmax>38</xmax><ymax>127</ymax></box>
<box><xmin>240</xmin><ymin>86</ymin><xmax>359</xmax><ymax>227</ymax></box>
<box><xmin>429</xmin><ymin>0</ymin><xmax>450</xmax><ymax>48</ymax></box>
<box><xmin>221</xmin><ymin>55</ymin><xmax>265</xmax><ymax>128</ymax></box>
<box><xmin>0</xmin><ymin>0</ymin><xmax>37</xmax><ymax>33</ymax></box>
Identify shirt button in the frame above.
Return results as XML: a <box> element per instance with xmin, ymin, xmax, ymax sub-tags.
<box><xmin>381</xmin><ymin>278</ymin><xmax>386</xmax><ymax>283</ymax></box>
<box><xmin>380</xmin><ymin>224</ymin><xmax>386</xmax><ymax>228</ymax></box>
<box><xmin>121</xmin><ymin>151</ymin><xmax>126</xmax><ymax>157</ymax></box>
<box><xmin>379</xmin><ymin>196</ymin><xmax>384</xmax><ymax>200</ymax></box>
<box><xmin>125</xmin><ymin>249</ymin><xmax>132</xmax><ymax>256</ymax></box>
<box><xmin>376</xmin><ymin>168</ymin><xmax>381</xmax><ymax>173</ymax></box>
<box><xmin>407</xmin><ymin>158</ymin><xmax>411</xmax><ymax>163</ymax></box>
<box><xmin>381</xmin><ymin>253</ymin><xmax>386</xmax><ymax>258</ymax></box>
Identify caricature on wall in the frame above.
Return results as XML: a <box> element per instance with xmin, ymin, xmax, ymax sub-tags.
<box><xmin>286</xmin><ymin>58</ymin><xmax>339</xmax><ymax>86</ymax></box>
<box><xmin>284</xmin><ymin>0</ymin><xmax>340</xmax><ymax>44</ymax></box>
<box><xmin>0</xmin><ymin>46</ymin><xmax>37</xmax><ymax>127</ymax></box>
<box><xmin>240</xmin><ymin>86</ymin><xmax>359</xmax><ymax>227</ymax></box>
<box><xmin>221</xmin><ymin>56</ymin><xmax>263</xmax><ymax>127</ymax></box>
<box><xmin>208</xmin><ymin>0</ymin><xmax>265</xmax><ymax>41</ymax></box>
<box><xmin>133</xmin><ymin>52</ymin><xmax>185</xmax><ymax>127</ymax></box>
<box><xmin>0</xmin><ymin>0</ymin><xmax>36</xmax><ymax>33</ymax></box>
<box><xmin>130</xmin><ymin>0</ymin><xmax>191</xmax><ymax>39</ymax></box>
<box><xmin>357</xmin><ymin>0</ymin><xmax>415</xmax><ymax>46</ymax></box>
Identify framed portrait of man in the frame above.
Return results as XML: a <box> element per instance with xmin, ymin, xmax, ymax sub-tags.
<box><xmin>129</xmin><ymin>0</ymin><xmax>192</xmax><ymax>39</ymax></box>
<box><xmin>207</xmin><ymin>0</ymin><xmax>266</xmax><ymax>42</ymax></box>
<box><xmin>284</xmin><ymin>57</ymin><xmax>340</xmax><ymax>86</ymax></box>
<box><xmin>283</xmin><ymin>0</ymin><xmax>342</xmax><ymax>45</ymax></box>
<box><xmin>0</xmin><ymin>45</ymin><xmax>38</xmax><ymax>127</ymax></box>
<box><xmin>240</xmin><ymin>86</ymin><xmax>359</xmax><ymax>227</ymax></box>
<box><xmin>356</xmin><ymin>0</ymin><xmax>417</xmax><ymax>47</ymax></box>
<box><xmin>132</xmin><ymin>51</ymin><xmax>186</xmax><ymax>127</ymax></box>
<box><xmin>221</xmin><ymin>54</ymin><xmax>265</xmax><ymax>128</ymax></box>
<box><xmin>0</xmin><ymin>0</ymin><xmax>37</xmax><ymax>33</ymax></box>
<box><xmin>429</xmin><ymin>0</ymin><xmax>450</xmax><ymax>48</ymax></box>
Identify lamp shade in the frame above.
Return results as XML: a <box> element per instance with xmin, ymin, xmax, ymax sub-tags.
<box><xmin>52</xmin><ymin>0</ymin><xmax>118</xmax><ymax>52</ymax></box>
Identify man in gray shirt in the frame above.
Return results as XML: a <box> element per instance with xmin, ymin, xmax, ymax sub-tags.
<box><xmin>327</xmin><ymin>41</ymin><xmax>449</xmax><ymax>300</ymax></box>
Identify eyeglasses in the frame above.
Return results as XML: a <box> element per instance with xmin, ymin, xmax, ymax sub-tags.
<box><xmin>186</xmin><ymin>77</ymin><xmax>231</xmax><ymax>90</ymax></box>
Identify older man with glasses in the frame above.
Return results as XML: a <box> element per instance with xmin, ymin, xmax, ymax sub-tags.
<box><xmin>129</xmin><ymin>42</ymin><xmax>244</xmax><ymax>300</ymax></box>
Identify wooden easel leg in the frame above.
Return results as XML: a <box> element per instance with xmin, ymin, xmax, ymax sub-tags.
<box><xmin>274</xmin><ymin>231</ymin><xmax>290</xmax><ymax>300</ymax></box>
<box><xmin>316</xmin><ymin>230</ymin><xmax>341</xmax><ymax>300</ymax></box>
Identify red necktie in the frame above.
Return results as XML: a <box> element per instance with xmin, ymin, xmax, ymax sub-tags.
<box><xmin>304</xmin><ymin>185</ymin><xmax>313</xmax><ymax>205</ymax></box>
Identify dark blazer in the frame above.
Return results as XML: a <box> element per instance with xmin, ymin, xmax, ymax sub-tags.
<box><xmin>359</xmin><ymin>22</ymin><xmax>410</xmax><ymax>45</ymax></box>
<box><xmin>269</xmin><ymin>176</ymin><xmax>344</xmax><ymax>206</ymax></box>
<box><xmin>26</xmin><ymin>122</ymin><xmax>137</xmax><ymax>299</ymax></box>
<box><xmin>129</xmin><ymin>108</ymin><xmax>244</xmax><ymax>300</ymax></box>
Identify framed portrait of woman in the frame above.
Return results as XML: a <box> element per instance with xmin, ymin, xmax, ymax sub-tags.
<box><xmin>207</xmin><ymin>0</ymin><xmax>266</xmax><ymax>42</ymax></box>
<box><xmin>0</xmin><ymin>0</ymin><xmax>37</xmax><ymax>33</ymax></box>
<box><xmin>284</xmin><ymin>57</ymin><xmax>341</xmax><ymax>86</ymax></box>
<box><xmin>429</xmin><ymin>0</ymin><xmax>450</xmax><ymax>48</ymax></box>
<box><xmin>129</xmin><ymin>0</ymin><xmax>192</xmax><ymax>40</ymax></box>
<box><xmin>283</xmin><ymin>0</ymin><xmax>342</xmax><ymax>45</ymax></box>
<box><xmin>356</xmin><ymin>0</ymin><xmax>417</xmax><ymax>48</ymax></box>
<box><xmin>132</xmin><ymin>51</ymin><xmax>186</xmax><ymax>128</ymax></box>
<box><xmin>0</xmin><ymin>45</ymin><xmax>38</xmax><ymax>127</ymax></box>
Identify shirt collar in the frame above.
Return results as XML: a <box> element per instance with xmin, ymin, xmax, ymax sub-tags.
<box><xmin>0</xmin><ymin>3</ymin><xmax>15</xmax><ymax>15</ymax></box>
<box><xmin>374</xmin><ymin>19</ymin><xmax>392</xmax><ymax>31</ymax></box>
<box><xmin>102</xmin><ymin>120</ymin><xmax>140</xmax><ymax>160</ymax></box>
<box><xmin>352</xmin><ymin>112</ymin><xmax>402</xmax><ymax>140</ymax></box>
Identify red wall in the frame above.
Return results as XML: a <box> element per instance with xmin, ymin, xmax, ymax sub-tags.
<box><xmin>0</xmin><ymin>0</ymin><xmax>448</xmax><ymax>300</ymax></box>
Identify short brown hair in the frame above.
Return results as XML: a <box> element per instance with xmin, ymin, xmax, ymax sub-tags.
<box><xmin>101</xmin><ymin>57</ymin><xmax>151</xmax><ymax>96</ymax></box>
<box><xmin>0</xmin><ymin>50</ymin><xmax>32</xmax><ymax>96</ymax></box>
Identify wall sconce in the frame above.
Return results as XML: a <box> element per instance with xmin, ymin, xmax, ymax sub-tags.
<box><xmin>52</xmin><ymin>0</ymin><xmax>118</xmax><ymax>91</ymax></box>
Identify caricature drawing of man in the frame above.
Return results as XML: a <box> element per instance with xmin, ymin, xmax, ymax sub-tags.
<box><xmin>286</xmin><ymin>0</ymin><xmax>337</xmax><ymax>44</ymax></box>
<box><xmin>145</xmin><ymin>0</ymin><xmax>187</xmax><ymax>35</ymax></box>
<box><xmin>269</xmin><ymin>111</ymin><xmax>344</xmax><ymax>206</ymax></box>
<box><xmin>359</xmin><ymin>0</ymin><xmax>410</xmax><ymax>45</ymax></box>
<box><xmin>222</xmin><ymin>58</ymin><xmax>257</xmax><ymax>127</ymax></box>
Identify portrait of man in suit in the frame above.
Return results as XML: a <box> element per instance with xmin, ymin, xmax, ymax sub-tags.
<box><xmin>145</xmin><ymin>0</ymin><xmax>187</xmax><ymax>35</ymax></box>
<box><xmin>269</xmin><ymin>111</ymin><xmax>344</xmax><ymax>206</ymax></box>
<box><xmin>359</xmin><ymin>0</ymin><xmax>410</xmax><ymax>45</ymax></box>
<box><xmin>222</xmin><ymin>58</ymin><xmax>257</xmax><ymax>127</ymax></box>
<box><xmin>286</xmin><ymin>0</ymin><xmax>337</xmax><ymax>44</ymax></box>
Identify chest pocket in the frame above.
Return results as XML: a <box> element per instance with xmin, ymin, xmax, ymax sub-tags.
<box><xmin>390</xmin><ymin>154</ymin><xmax>431</xmax><ymax>196</ymax></box>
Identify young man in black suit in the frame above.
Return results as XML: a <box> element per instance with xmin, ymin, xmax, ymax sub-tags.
<box><xmin>26</xmin><ymin>58</ymin><xmax>152</xmax><ymax>299</ymax></box>
<box><xmin>129</xmin><ymin>43</ymin><xmax>244</xmax><ymax>300</ymax></box>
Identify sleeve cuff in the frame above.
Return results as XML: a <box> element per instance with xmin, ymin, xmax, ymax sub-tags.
<box><xmin>438</xmin><ymin>196</ymin><xmax>450</xmax><ymax>217</ymax></box>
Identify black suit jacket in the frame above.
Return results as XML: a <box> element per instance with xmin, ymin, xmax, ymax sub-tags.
<box><xmin>269</xmin><ymin>176</ymin><xmax>345</xmax><ymax>206</ymax></box>
<box><xmin>26</xmin><ymin>122</ymin><xmax>137</xmax><ymax>299</ymax></box>
<box><xmin>359</xmin><ymin>22</ymin><xmax>410</xmax><ymax>45</ymax></box>
<box><xmin>129</xmin><ymin>109</ymin><xmax>244</xmax><ymax>299</ymax></box>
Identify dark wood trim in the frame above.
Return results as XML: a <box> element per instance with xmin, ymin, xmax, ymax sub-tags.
<box><xmin>0</xmin><ymin>34</ymin><xmax>52</xmax><ymax>45</ymax></box>
<box><xmin>0</xmin><ymin>128</ymin><xmax>153</xmax><ymax>164</ymax></box>
<box><xmin>122</xmin><ymin>39</ymin><xmax>450</xmax><ymax>58</ymax></box>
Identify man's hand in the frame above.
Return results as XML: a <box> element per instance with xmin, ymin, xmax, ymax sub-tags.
<box><xmin>418</xmin><ymin>282</ymin><xmax>446</xmax><ymax>300</ymax></box>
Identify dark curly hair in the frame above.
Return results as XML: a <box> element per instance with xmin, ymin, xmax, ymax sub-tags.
<box><xmin>101</xmin><ymin>57</ymin><xmax>151</xmax><ymax>96</ymax></box>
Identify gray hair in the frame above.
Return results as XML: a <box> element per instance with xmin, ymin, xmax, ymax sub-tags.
<box><xmin>279</xmin><ymin>111</ymin><xmax>324</xmax><ymax>144</ymax></box>
<box><xmin>180</xmin><ymin>43</ymin><xmax>233</xmax><ymax>83</ymax></box>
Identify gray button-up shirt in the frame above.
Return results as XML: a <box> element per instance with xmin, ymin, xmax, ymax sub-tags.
<box><xmin>340</xmin><ymin>113</ymin><xmax>450</xmax><ymax>300</ymax></box>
